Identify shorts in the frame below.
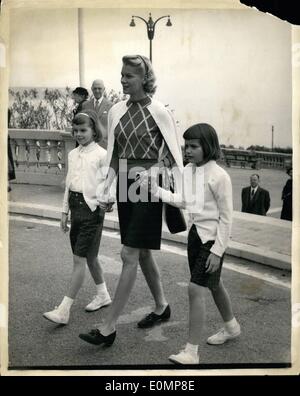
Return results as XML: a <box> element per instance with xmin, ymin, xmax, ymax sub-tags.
<box><xmin>69</xmin><ymin>191</ymin><xmax>104</xmax><ymax>258</ymax></box>
<box><xmin>187</xmin><ymin>224</ymin><xmax>224</xmax><ymax>290</ymax></box>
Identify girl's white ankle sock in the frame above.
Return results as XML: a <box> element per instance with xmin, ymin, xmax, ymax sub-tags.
<box><xmin>185</xmin><ymin>342</ymin><xmax>199</xmax><ymax>355</ymax></box>
<box><xmin>225</xmin><ymin>317</ymin><xmax>239</xmax><ymax>331</ymax></box>
<box><xmin>59</xmin><ymin>296</ymin><xmax>74</xmax><ymax>311</ymax></box>
<box><xmin>96</xmin><ymin>282</ymin><xmax>108</xmax><ymax>295</ymax></box>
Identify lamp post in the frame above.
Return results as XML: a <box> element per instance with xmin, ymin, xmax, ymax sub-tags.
<box><xmin>129</xmin><ymin>13</ymin><xmax>172</xmax><ymax>63</ymax></box>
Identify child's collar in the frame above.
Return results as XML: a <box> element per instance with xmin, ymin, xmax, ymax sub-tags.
<box><xmin>78</xmin><ymin>141</ymin><xmax>97</xmax><ymax>152</ymax></box>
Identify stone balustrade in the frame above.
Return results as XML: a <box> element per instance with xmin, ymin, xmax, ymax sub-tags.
<box><xmin>9</xmin><ymin>128</ymin><xmax>292</xmax><ymax>187</ymax></box>
<box><xmin>254</xmin><ymin>150</ymin><xmax>292</xmax><ymax>169</ymax></box>
<box><xmin>9</xmin><ymin>128</ymin><xmax>76</xmax><ymax>186</ymax></box>
<box><xmin>221</xmin><ymin>148</ymin><xmax>292</xmax><ymax>170</ymax></box>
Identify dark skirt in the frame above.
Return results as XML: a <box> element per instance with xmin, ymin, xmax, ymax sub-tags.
<box><xmin>117</xmin><ymin>159</ymin><xmax>163</xmax><ymax>250</ymax></box>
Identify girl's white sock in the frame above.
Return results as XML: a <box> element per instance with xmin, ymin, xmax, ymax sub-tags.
<box><xmin>185</xmin><ymin>342</ymin><xmax>199</xmax><ymax>355</ymax></box>
<box><xmin>96</xmin><ymin>282</ymin><xmax>108</xmax><ymax>295</ymax></box>
<box><xmin>225</xmin><ymin>317</ymin><xmax>239</xmax><ymax>331</ymax></box>
<box><xmin>59</xmin><ymin>296</ymin><xmax>74</xmax><ymax>311</ymax></box>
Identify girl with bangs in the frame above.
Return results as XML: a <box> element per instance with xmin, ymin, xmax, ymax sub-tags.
<box><xmin>43</xmin><ymin>109</ymin><xmax>111</xmax><ymax>325</ymax></box>
<box><xmin>140</xmin><ymin>123</ymin><xmax>240</xmax><ymax>364</ymax></box>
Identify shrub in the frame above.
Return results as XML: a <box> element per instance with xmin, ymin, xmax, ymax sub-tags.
<box><xmin>8</xmin><ymin>87</ymin><xmax>126</xmax><ymax>130</ymax></box>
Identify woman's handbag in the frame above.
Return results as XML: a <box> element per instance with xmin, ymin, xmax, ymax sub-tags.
<box><xmin>158</xmin><ymin>140</ymin><xmax>187</xmax><ymax>234</ymax></box>
<box><xmin>165</xmin><ymin>200</ymin><xmax>187</xmax><ymax>234</ymax></box>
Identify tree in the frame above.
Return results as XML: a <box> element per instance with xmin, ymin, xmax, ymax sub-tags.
<box><xmin>9</xmin><ymin>87</ymin><xmax>74</xmax><ymax>130</ymax></box>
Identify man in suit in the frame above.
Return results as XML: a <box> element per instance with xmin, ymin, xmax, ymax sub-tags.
<box><xmin>241</xmin><ymin>174</ymin><xmax>271</xmax><ymax>216</ymax></box>
<box><xmin>82</xmin><ymin>79</ymin><xmax>113</xmax><ymax>149</ymax></box>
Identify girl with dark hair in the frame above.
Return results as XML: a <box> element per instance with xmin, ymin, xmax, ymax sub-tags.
<box><xmin>139</xmin><ymin>123</ymin><xmax>240</xmax><ymax>364</ymax></box>
<box><xmin>43</xmin><ymin>110</ymin><xmax>111</xmax><ymax>325</ymax></box>
<box><xmin>79</xmin><ymin>55</ymin><xmax>183</xmax><ymax>346</ymax></box>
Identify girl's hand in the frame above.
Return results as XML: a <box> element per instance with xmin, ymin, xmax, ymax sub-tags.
<box><xmin>138</xmin><ymin>171</ymin><xmax>158</xmax><ymax>195</ymax></box>
<box><xmin>60</xmin><ymin>213</ymin><xmax>69</xmax><ymax>233</ymax></box>
<box><xmin>205</xmin><ymin>253</ymin><xmax>221</xmax><ymax>273</ymax></box>
<box><xmin>98</xmin><ymin>201</ymin><xmax>110</xmax><ymax>211</ymax></box>
<box><xmin>106</xmin><ymin>202</ymin><xmax>114</xmax><ymax>212</ymax></box>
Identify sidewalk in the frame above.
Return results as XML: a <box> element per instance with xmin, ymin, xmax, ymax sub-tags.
<box><xmin>8</xmin><ymin>183</ymin><xmax>292</xmax><ymax>271</ymax></box>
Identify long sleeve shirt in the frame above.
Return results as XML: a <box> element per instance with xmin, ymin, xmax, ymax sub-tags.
<box><xmin>62</xmin><ymin>141</ymin><xmax>107</xmax><ymax>213</ymax></box>
<box><xmin>156</xmin><ymin>160</ymin><xmax>233</xmax><ymax>257</ymax></box>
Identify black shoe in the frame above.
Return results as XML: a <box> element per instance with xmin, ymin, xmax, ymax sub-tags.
<box><xmin>79</xmin><ymin>329</ymin><xmax>116</xmax><ymax>346</ymax></box>
<box><xmin>137</xmin><ymin>305</ymin><xmax>171</xmax><ymax>328</ymax></box>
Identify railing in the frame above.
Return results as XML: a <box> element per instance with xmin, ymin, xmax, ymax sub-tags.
<box><xmin>254</xmin><ymin>151</ymin><xmax>292</xmax><ymax>169</ymax></box>
<box><xmin>9</xmin><ymin>128</ymin><xmax>76</xmax><ymax>186</ymax></box>
<box><xmin>9</xmin><ymin>129</ymin><xmax>293</xmax><ymax>187</ymax></box>
<box><xmin>220</xmin><ymin>148</ymin><xmax>292</xmax><ymax>170</ymax></box>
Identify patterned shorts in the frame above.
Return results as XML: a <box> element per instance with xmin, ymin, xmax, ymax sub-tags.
<box><xmin>187</xmin><ymin>224</ymin><xmax>224</xmax><ymax>290</ymax></box>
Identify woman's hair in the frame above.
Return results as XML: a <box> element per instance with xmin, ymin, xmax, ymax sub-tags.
<box><xmin>72</xmin><ymin>109</ymin><xmax>102</xmax><ymax>143</ymax></box>
<box><xmin>122</xmin><ymin>55</ymin><xmax>157</xmax><ymax>95</ymax></box>
<box><xmin>286</xmin><ymin>167</ymin><xmax>292</xmax><ymax>175</ymax></box>
<box><xmin>183</xmin><ymin>123</ymin><xmax>221</xmax><ymax>161</ymax></box>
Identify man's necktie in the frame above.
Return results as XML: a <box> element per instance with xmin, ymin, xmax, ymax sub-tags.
<box><xmin>95</xmin><ymin>100</ymin><xmax>100</xmax><ymax>112</ymax></box>
<box><xmin>251</xmin><ymin>189</ymin><xmax>255</xmax><ymax>199</ymax></box>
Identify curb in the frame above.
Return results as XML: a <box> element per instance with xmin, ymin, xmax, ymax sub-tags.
<box><xmin>9</xmin><ymin>201</ymin><xmax>291</xmax><ymax>272</ymax></box>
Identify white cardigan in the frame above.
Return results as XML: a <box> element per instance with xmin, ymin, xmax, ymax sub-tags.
<box><xmin>96</xmin><ymin>98</ymin><xmax>184</xmax><ymax>203</ymax></box>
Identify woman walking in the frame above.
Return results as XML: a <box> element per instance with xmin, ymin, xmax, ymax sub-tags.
<box><xmin>79</xmin><ymin>55</ymin><xmax>183</xmax><ymax>346</ymax></box>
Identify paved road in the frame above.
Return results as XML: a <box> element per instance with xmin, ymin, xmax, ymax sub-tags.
<box><xmin>8</xmin><ymin>216</ymin><xmax>291</xmax><ymax>369</ymax></box>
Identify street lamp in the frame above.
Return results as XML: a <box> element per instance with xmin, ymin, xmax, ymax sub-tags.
<box><xmin>129</xmin><ymin>13</ymin><xmax>172</xmax><ymax>63</ymax></box>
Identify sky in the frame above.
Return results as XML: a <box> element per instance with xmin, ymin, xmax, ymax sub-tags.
<box><xmin>9</xmin><ymin>7</ymin><xmax>293</xmax><ymax>148</ymax></box>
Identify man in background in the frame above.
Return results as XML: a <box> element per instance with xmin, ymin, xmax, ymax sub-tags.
<box><xmin>83</xmin><ymin>79</ymin><xmax>113</xmax><ymax>149</ymax></box>
<box><xmin>241</xmin><ymin>174</ymin><xmax>270</xmax><ymax>216</ymax></box>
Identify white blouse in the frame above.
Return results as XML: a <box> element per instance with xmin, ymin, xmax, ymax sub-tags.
<box><xmin>62</xmin><ymin>142</ymin><xmax>107</xmax><ymax>213</ymax></box>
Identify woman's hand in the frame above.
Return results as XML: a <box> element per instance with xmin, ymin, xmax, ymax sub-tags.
<box><xmin>60</xmin><ymin>212</ymin><xmax>69</xmax><ymax>233</ymax></box>
<box><xmin>205</xmin><ymin>253</ymin><xmax>221</xmax><ymax>273</ymax></box>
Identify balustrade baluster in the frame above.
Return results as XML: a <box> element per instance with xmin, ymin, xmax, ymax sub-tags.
<box><xmin>13</xmin><ymin>139</ymin><xmax>19</xmax><ymax>167</ymax></box>
<box><xmin>36</xmin><ymin>140</ymin><xmax>41</xmax><ymax>167</ymax></box>
<box><xmin>46</xmin><ymin>141</ymin><xmax>51</xmax><ymax>169</ymax></box>
<box><xmin>57</xmin><ymin>141</ymin><xmax>63</xmax><ymax>171</ymax></box>
<box><xmin>25</xmin><ymin>140</ymin><xmax>30</xmax><ymax>168</ymax></box>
